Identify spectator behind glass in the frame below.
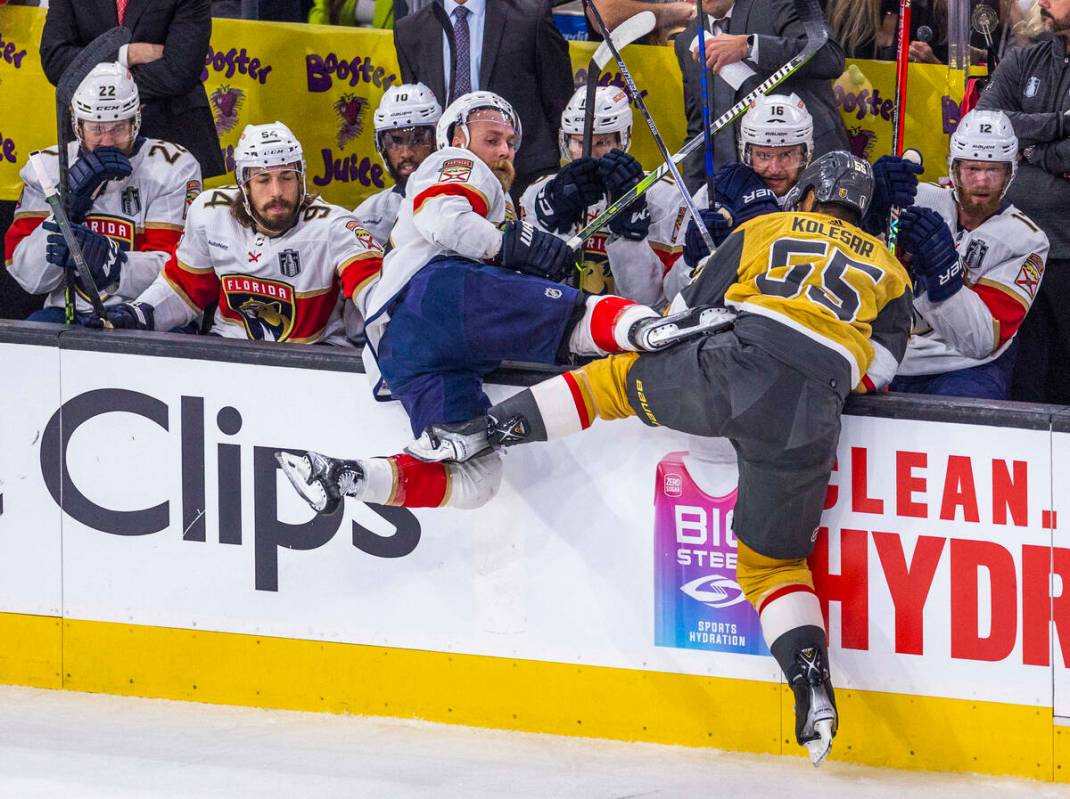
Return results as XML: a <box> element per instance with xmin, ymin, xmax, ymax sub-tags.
<box><xmin>40</xmin><ymin>0</ymin><xmax>226</xmax><ymax>179</ymax></box>
<box><xmin>393</xmin><ymin>0</ymin><xmax>573</xmax><ymax>198</ymax></box>
<box><xmin>976</xmin><ymin>0</ymin><xmax>1070</xmax><ymax>403</ymax></box>
<box><xmin>826</xmin><ymin>0</ymin><xmax>906</xmax><ymax>59</ymax></box>
<box><xmin>674</xmin><ymin>0</ymin><xmax>849</xmax><ymax>192</ymax></box>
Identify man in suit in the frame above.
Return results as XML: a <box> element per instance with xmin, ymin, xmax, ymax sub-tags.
<box><xmin>394</xmin><ymin>0</ymin><xmax>573</xmax><ymax>196</ymax></box>
<box><xmin>40</xmin><ymin>0</ymin><xmax>226</xmax><ymax>178</ymax></box>
<box><xmin>674</xmin><ymin>0</ymin><xmax>848</xmax><ymax>192</ymax></box>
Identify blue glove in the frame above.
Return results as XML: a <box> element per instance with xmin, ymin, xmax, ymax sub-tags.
<box><xmin>683</xmin><ymin>205</ymin><xmax>732</xmax><ymax>266</ymax></box>
<box><xmin>869</xmin><ymin>154</ymin><xmax>923</xmax><ymax>221</ymax></box>
<box><xmin>598</xmin><ymin>149</ymin><xmax>651</xmax><ymax>241</ymax></box>
<box><xmin>714</xmin><ymin>163</ymin><xmax>779</xmax><ymax>226</ymax></box>
<box><xmin>498</xmin><ymin>221</ymin><xmax>575</xmax><ymax>283</ymax></box>
<box><xmin>898</xmin><ymin>206</ymin><xmax>962</xmax><ymax>303</ymax></box>
<box><xmin>535</xmin><ymin>157</ymin><xmax>604</xmax><ymax>233</ymax></box>
<box><xmin>43</xmin><ymin>220</ymin><xmax>126</xmax><ymax>292</ymax></box>
<box><xmin>67</xmin><ymin>147</ymin><xmax>132</xmax><ymax>224</ymax></box>
<box><xmin>84</xmin><ymin>301</ymin><xmax>156</xmax><ymax>331</ymax></box>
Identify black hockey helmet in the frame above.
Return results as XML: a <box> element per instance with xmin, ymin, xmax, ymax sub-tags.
<box><xmin>785</xmin><ymin>150</ymin><xmax>874</xmax><ymax>218</ymax></box>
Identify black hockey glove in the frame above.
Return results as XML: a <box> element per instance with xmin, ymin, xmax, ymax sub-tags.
<box><xmin>534</xmin><ymin>157</ymin><xmax>604</xmax><ymax>233</ymax></box>
<box><xmin>497</xmin><ymin>221</ymin><xmax>575</xmax><ymax>283</ymax></box>
<box><xmin>67</xmin><ymin>146</ymin><xmax>133</xmax><ymax>224</ymax></box>
<box><xmin>714</xmin><ymin>163</ymin><xmax>779</xmax><ymax>226</ymax></box>
<box><xmin>682</xmin><ymin>205</ymin><xmax>733</xmax><ymax>266</ymax></box>
<box><xmin>84</xmin><ymin>301</ymin><xmax>156</xmax><ymax>330</ymax></box>
<box><xmin>898</xmin><ymin>206</ymin><xmax>962</xmax><ymax>303</ymax></box>
<box><xmin>869</xmin><ymin>155</ymin><xmax>923</xmax><ymax>221</ymax></box>
<box><xmin>598</xmin><ymin>149</ymin><xmax>651</xmax><ymax>241</ymax></box>
<box><xmin>43</xmin><ymin>220</ymin><xmax>126</xmax><ymax>292</ymax></box>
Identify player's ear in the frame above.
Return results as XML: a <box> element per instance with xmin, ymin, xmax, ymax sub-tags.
<box><xmin>800</xmin><ymin>188</ymin><xmax>816</xmax><ymax>213</ymax></box>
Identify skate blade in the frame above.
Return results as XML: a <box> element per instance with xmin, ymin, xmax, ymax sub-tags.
<box><xmin>805</xmin><ymin>719</ymin><xmax>834</xmax><ymax>768</ymax></box>
<box><xmin>274</xmin><ymin>451</ymin><xmax>329</xmax><ymax>513</ymax></box>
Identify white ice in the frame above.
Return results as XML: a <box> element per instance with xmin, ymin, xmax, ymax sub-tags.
<box><xmin>0</xmin><ymin>685</ymin><xmax>1067</xmax><ymax>799</ymax></box>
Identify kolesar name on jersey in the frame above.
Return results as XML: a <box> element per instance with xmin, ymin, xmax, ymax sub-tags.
<box><xmin>791</xmin><ymin>216</ymin><xmax>875</xmax><ymax>259</ymax></box>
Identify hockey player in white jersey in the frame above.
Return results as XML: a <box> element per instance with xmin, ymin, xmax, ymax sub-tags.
<box><xmin>519</xmin><ymin>85</ymin><xmax>687</xmax><ymax>307</ymax></box>
<box><xmin>892</xmin><ymin>109</ymin><xmax>1049</xmax><ymax>399</ymax></box>
<box><xmin>276</xmin><ymin>90</ymin><xmax>730</xmax><ymax>514</ymax></box>
<box><xmin>93</xmin><ymin>121</ymin><xmax>384</xmax><ymax>343</ymax></box>
<box><xmin>675</xmin><ymin>94</ymin><xmax>922</xmax><ymax>294</ymax></box>
<box><xmin>4</xmin><ymin>62</ymin><xmax>201</xmax><ymax>324</ymax></box>
<box><xmin>354</xmin><ymin>83</ymin><xmax>441</xmax><ymax>247</ymax></box>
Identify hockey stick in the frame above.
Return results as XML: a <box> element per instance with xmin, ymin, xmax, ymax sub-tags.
<box><xmin>582</xmin><ymin>10</ymin><xmax>657</xmax><ymax>157</ymax></box>
<box><xmin>30</xmin><ymin>151</ymin><xmax>111</xmax><ymax>326</ymax></box>
<box><xmin>887</xmin><ymin>0</ymin><xmax>912</xmax><ymax>254</ymax></box>
<box><xmin>567</xmin><ymin>0</ymin><xmax>827</xmax><ymax>250</ymax></box>
<box><xmin>695</xmin><ymin>0</ymin><xmax>716</xmax><ymax>201</ymax></box>
<box><xmin>54</xmin><ymin>26</ymin><xmax>131</xmax><ymax>324</ymax></box>
<box><xmin>585</xmin><ymin>0</ymin><xmax>715</xmax><ymax>252</ymax></box>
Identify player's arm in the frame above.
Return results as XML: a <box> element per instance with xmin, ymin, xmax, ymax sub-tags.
<box><xmin>676</xmin><ymin>228</ymin><xmax>745</xmax><ymax>311</ymax></box>
<box><xmin>332</xmin><ymin>215</ymin><xmax>385</xmax><ymax>318</ymax></box>
<box><xmin>121</xmin><ymin>149</ymin><xmax>203</xmax><ymax>299</ymax></box>
<box><xmin>410</xmin><ymin>158</ymin><xmax>504</xmax><ymax>260</ymax></box>
<box><xmin>975</xmin><ymin>50</ymin><xmax>1060</xmax><ymax>147</ymax></box>
<box><xmin>4</xmin><ymin>169</ymin><xmax>65</xmax><ymax>295</ymax></box>
<box><xmin>859</xmin><ymin>288</ymin><xmax>912</xmax><ymax>393</ymax></box>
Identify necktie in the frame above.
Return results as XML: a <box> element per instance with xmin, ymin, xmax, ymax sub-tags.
<box><xmin>117</xmin><ymin>0</ymin><xmax>129</xmax><ymax>25</ymax></box>
<box><xmin>451</xmin><ymin>5</ymin><xmax>472</xmax><ymax>101</ymax></box>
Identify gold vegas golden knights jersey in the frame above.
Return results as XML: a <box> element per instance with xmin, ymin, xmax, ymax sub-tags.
<box><xmin>683</xmin><ymin>211</ymin><xmax>913</xmax><ymax>394</ymax></box>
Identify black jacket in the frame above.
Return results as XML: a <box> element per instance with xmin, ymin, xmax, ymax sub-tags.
<box><xmin>394</xmin><ymin>0</ymin><xmax>573</xmax><ymax>191</ymax></box>
<box><xmin>40</xmin><ymin>0</ymin><xmax>226</xmax><ymax>178</ymax></box>
<box><xmin>977</xmin><ymin>36</ymin><xmax>1070</xmax><ymax>258</ymax></box>
<box><xmin>674</xmin><ymin>0</ymin><xmax>848</xmax><ymax>192</ymax></box>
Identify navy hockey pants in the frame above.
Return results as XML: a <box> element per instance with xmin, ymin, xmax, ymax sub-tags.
<box><xmin>376</xmin><ymin>256</ymin><xmax>583</xmax><ymax>436</ymax></box>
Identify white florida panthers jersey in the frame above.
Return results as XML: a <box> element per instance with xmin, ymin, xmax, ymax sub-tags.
<box><xmin>897</xmin><ymin>182</ymin><xmax>1050</xmax><ymax>376</ymax></box>
<box><xmin>353</xmin><ymin>185</ymin><xmax>405</xmax><ymax>248</ymax></box>
<box><xmin>520</xmin><ymin>172</ymin><xmax>686</xmax><ymax>309</ymax></box>
<box><xmin>4</xmin><ymin>138</ymin><xmax>201</xmax><ymax>312</ymax></box>
<box><xmin>361</xmin><ymin>146</ymin><xmax>514</xmax><ymax>344</ymax></box>
<box><xmin>137</xmin><ymin>187</ymin><xmax>383</xmax><ymax>343</ymax></box>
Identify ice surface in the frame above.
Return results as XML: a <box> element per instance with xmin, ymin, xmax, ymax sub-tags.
<box><xmin>0</xmin><ymin>685</ymin><xmax>1067</xmax><ymax>798</ymax></box>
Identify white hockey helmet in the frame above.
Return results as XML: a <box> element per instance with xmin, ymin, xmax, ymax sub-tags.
<box><xmin>558</xmin><ymin>85</ymin><xmax>633</xmax><ymax>162</ymax></box>
<box><xmin>948</xmin><ymin>108</ymin><xmax>1018</xmax><ymax>201</ymax></box>
<box><xmin>71</xmin><ymin>61</ymin><xmax>141</xmax><ymax>144</ymax></box>
<box><xmin>234</xmin><ymin>121</ymin><xmax>306</xmax><ymax>214</ymax></box>
<box><xmin>373</xmin><ymin>82</ymin><xmax>441</xmax><ymax>167</ymax></box>
<box><xmin>738</xmin><ymin>93</ymin><xmax>813</xmax><ymax>166</ymax></box>
<box><xmin>436</xmin><ymin>91</ymin><xmax>522</xmax><ymax>152</ymax></box>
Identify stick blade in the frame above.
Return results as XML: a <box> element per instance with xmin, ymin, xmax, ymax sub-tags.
<box><xmin>55</xmin><ymin>26</ymin><xmax>132</xmax><ymax>101</ymax></box>
<box><xmin>593</xmin><ymin>10</ymin><xmax>657</xmax><ymax>70</ymax></box>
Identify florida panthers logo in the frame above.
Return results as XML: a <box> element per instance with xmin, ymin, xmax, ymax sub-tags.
<box><xmin>210</xmin><ymin>85</ymin><xmax>245</xmax><ymax>134</ymax></box>
<box><xmin>333</xmin><ymin>93</ymin><xmax>369</xmax><ymax>149</ymax></box>
<box><xmin>220</xmin><ymin>274</ymin><xmax>296</xmax><ymax>341</ymax></box>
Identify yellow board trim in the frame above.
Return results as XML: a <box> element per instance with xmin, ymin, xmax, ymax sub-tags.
<box><xmin>0</xmin><ymin>611</ymin><xmax>1061</xmax><ymax>781</ymax></box>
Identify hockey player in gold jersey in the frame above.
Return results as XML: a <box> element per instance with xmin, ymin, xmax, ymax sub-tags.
<box><xmin>279</xmin><ymin>152</ymin><xmax>913</xmax><ymax>766</ymax></box>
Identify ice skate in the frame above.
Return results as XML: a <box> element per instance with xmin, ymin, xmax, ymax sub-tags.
<box><xmin>627</xmin><ymin>306</ymin><xmax>736</xmax><ymax>351</ymax></box>
<box><xmin>788</xmin><ymin>646</ymin><xmax>838</xmax><ymax>767</ymax></box>
<box><xmin>274</xmin><ymin>451</ymin><xmax>364</xmax><ymax>514</ymax></box>
<box><xmin>406</xmin><ymin>417</ymin><xmax>492</xmax><ymax>463</ymax></box>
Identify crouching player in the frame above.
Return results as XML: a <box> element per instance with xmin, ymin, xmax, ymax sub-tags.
<box><xmin>891</xmin><ymin>109</ymin><xmax>1049</xmax><ymax>399</ymax></box>
<box><xmin>280</xmin><ymin>152</ymin><xmax>912</xmax><ymax>766</ymax></box>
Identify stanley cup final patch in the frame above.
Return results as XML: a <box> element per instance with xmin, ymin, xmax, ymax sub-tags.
<box><xmin>438</xmin><ymin>157</ymin><xmax>474</xmax><ymax>184</ymax></box>
<box><xmin>1025</xmin><ymin>76</ymin><xmax>1040</xmax><ymax>98</ymax></box>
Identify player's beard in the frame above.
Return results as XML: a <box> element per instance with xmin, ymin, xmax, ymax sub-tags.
<box><xmin>959</xmin><ymin>189</ymin><xmax>1001</xmax><ymax>220</ymax></box>
<box><xmin>490</xmin><ymin>159</ymin><xmax>515</xmax><ymax>192</ymax></box>
<box><xmin>253</xmin><ymin>197</ymin><xmax>299</xmax><ymax>234</ymax></box>
<box><xmin>1041</xmin><ymin>7</ymin><xmax>1070</xmax><ymax>32</ymax></box>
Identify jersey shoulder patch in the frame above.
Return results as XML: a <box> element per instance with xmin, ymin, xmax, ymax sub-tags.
<box><xmin>1014</xmin><ymin>252</ymin><xmax>1044</xmax><ymax>299</ymax></box>
<box><xmin>438</xmin><ymin>157</ymin><xmax>475</xmax><ymax>184</ymax></box>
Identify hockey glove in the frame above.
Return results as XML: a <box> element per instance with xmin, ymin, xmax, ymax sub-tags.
<box><xmin>67</xmin><ymin>146</ymin><xmax>133</xmax><ymax>224</ymax></box>
<box><xmin>598</xmin><ymin>149</ymin><xmax>651</xmax><ymax>241</ymax></box>
<box><xmin>535</xmin><ymin>157</ymin><xmax>604</xmax><ymax>233</ymax></box>
<box><xmin>44</xmin><ymin>220</ymin><xmax>126</xmax><ymax>293</ymax></box>
<box><xmin>898</xmin><ymin>206</ymin><xmax>962</xmax><ymax>303</ymax></box>
<box><xmin>682</xmin><ymin>205</ymin><xmax>732</xmax><ymax>266</ymax></box>
<box><xmin>497</xmin><ymin>221</ymin><xmax>575</xmax><ymax>283</ymax></box>
<box><xmin>84</xmin><ymin>301</ymin><xmax>156</xmax><ymax>331</ymax></box>
<box><xmin>714</xmin><ymin>163</ymin><xmax>779</xmax><ymax>226</ymax></box>
<box><xmin>867</xmin><ymin>154</ymin><xmax>923</xmax><ymax>223</ymax></box>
